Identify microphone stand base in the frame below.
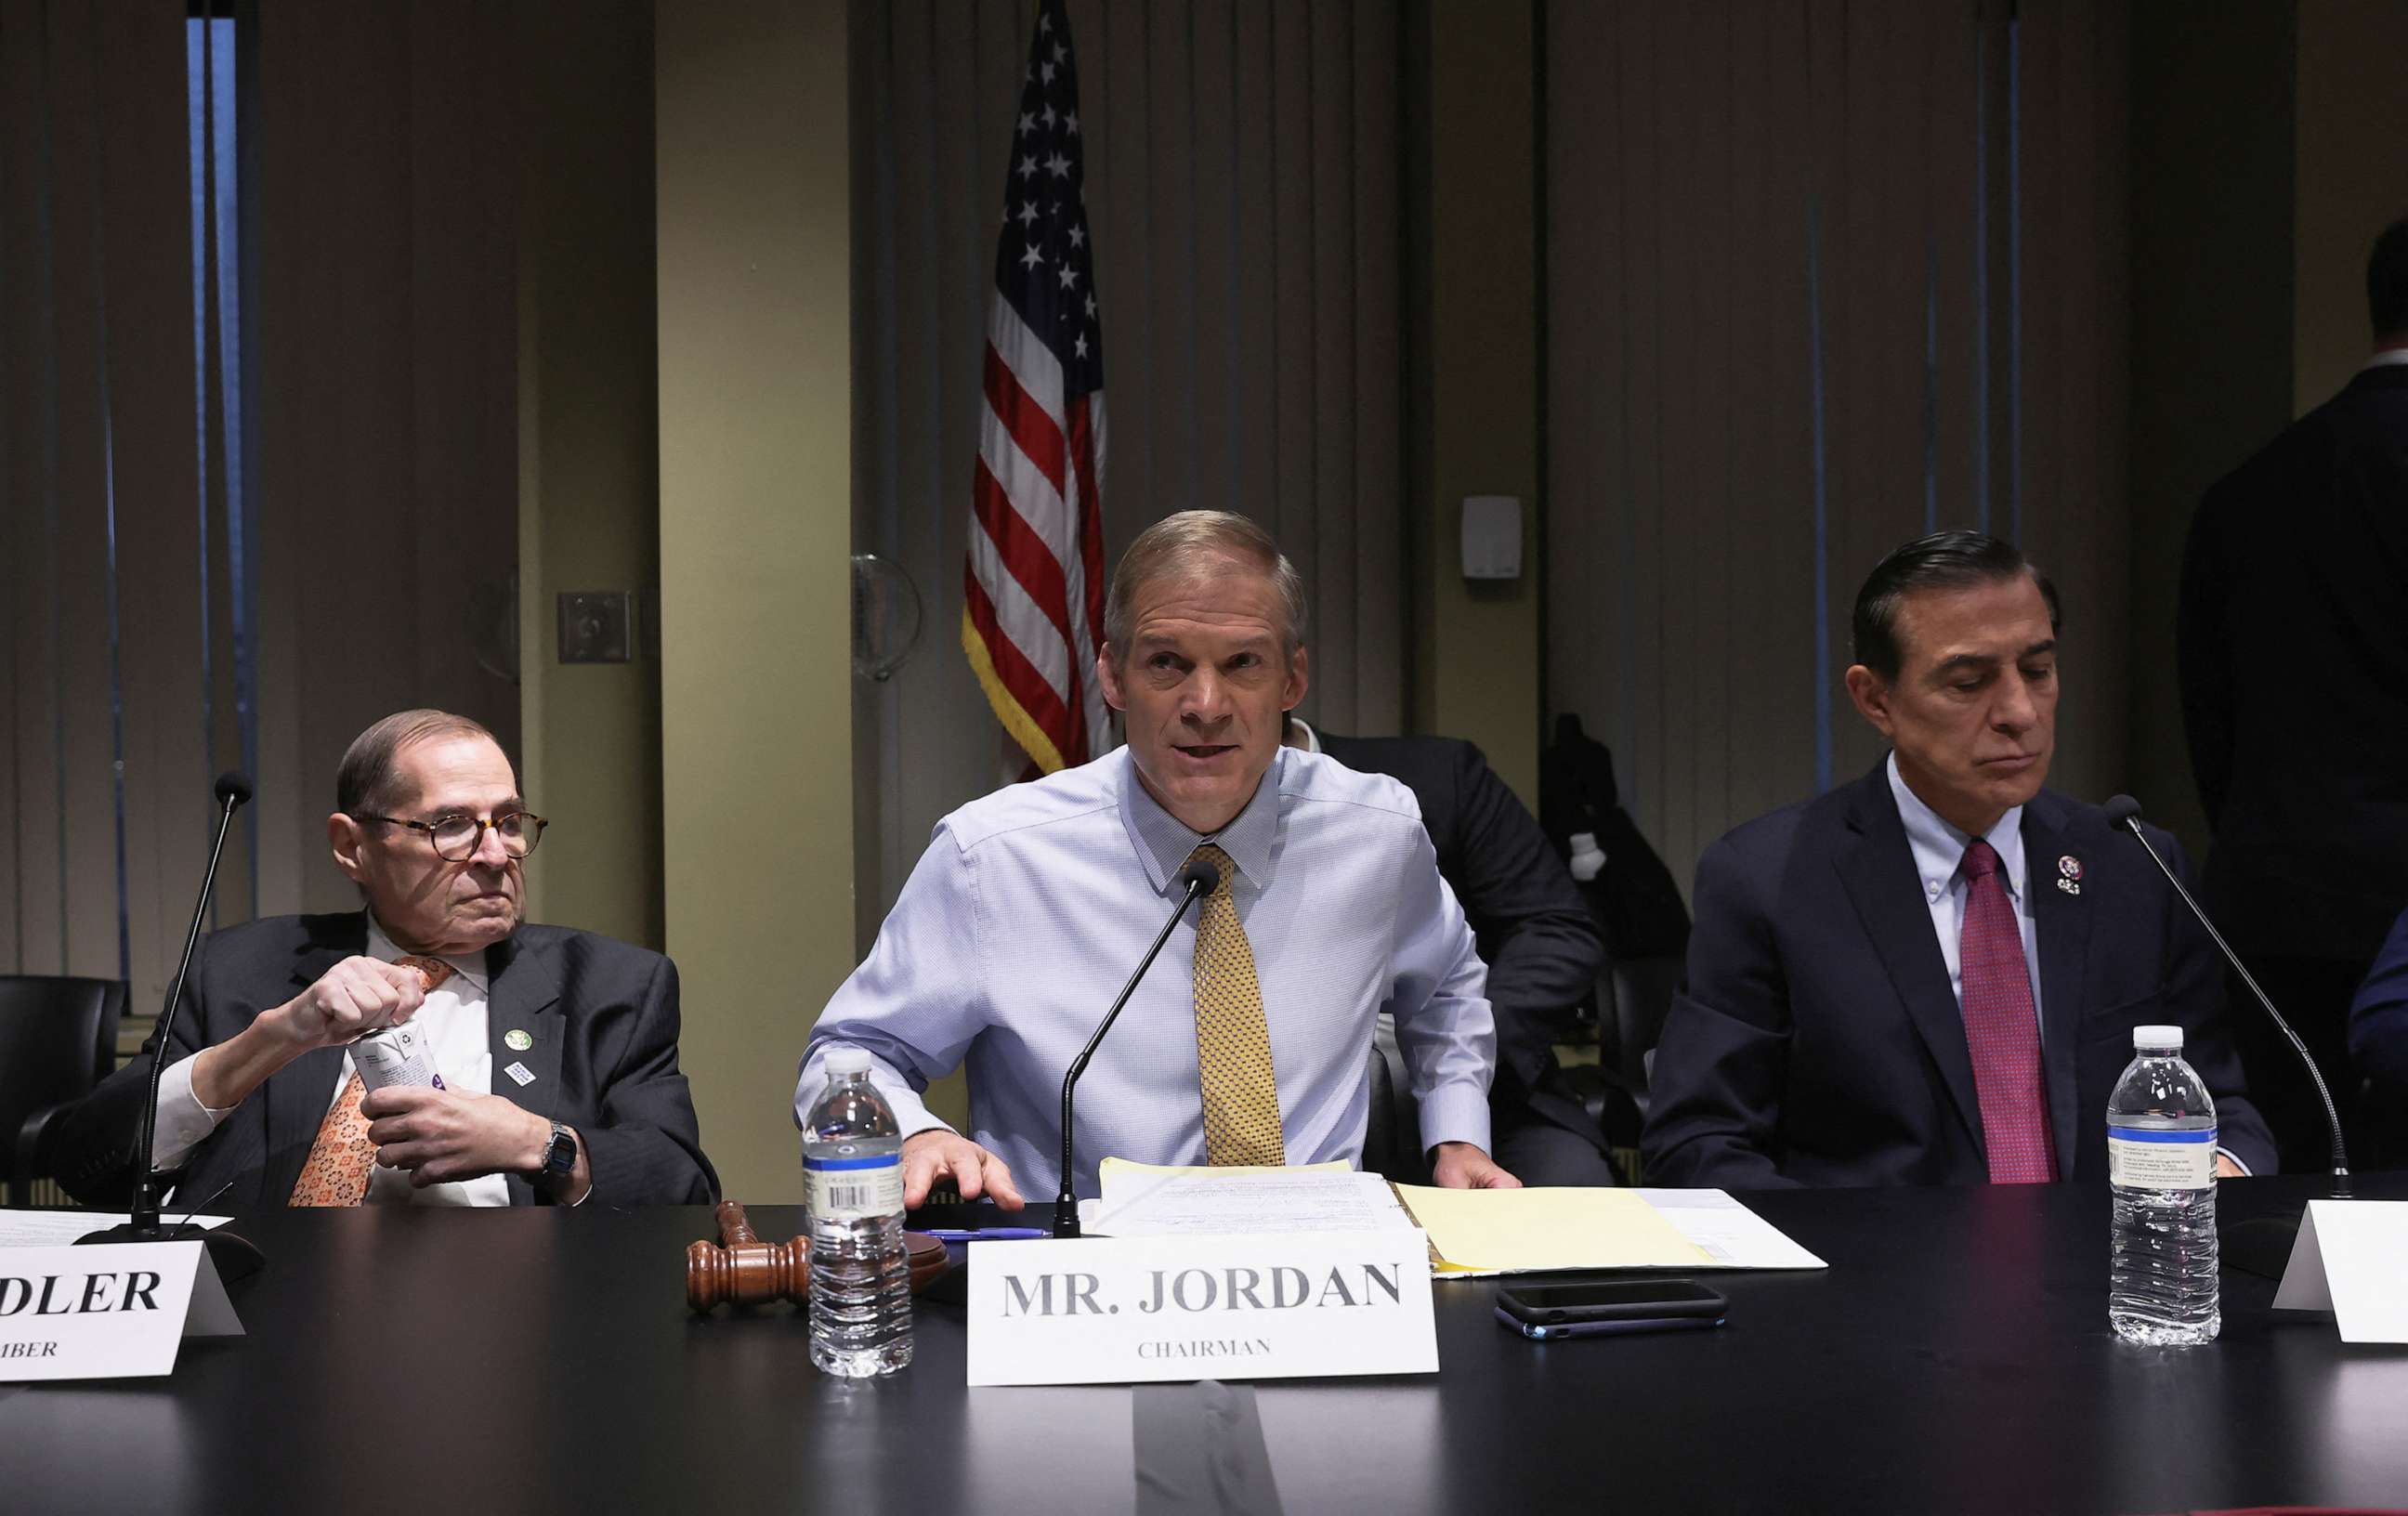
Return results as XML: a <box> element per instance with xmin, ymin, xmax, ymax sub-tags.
<box><xmin>75</xmin><ymin>1221</ymin><xmax>268</xmax><ymax>1285</ymax></box>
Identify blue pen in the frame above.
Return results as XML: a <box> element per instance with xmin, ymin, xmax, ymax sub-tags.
<box><xmin>921</xmin><ymin>1227</ymin><xmax>1051</xmax><ymax>1242</ymax></box>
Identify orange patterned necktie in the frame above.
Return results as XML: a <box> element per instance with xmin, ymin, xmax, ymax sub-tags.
<box><xmin>1187</xmin><ymin>844</ymin><xmax>1286</xmax><ymax>1167</ymax></box>
<box><xmin>287</xmin><ymin>956</ymin><xmax>454</xmax><ymax>1207</ymax></box>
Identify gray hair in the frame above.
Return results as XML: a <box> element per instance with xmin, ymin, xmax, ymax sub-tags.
<box><xmin>1102</xmin><ymin>511</ymin><xmax>1308</xmax><ymax>661</ymax></box>
<box><xmin>335</xmin><ymin>709</ymin><xmax>505</xmax><ymax>816</ymax></box>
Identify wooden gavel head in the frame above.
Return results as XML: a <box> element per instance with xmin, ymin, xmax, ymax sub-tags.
<box><xmin>686</xmin><ymin>1201</ymin><xmax>949</xmax><ymax>1313</ymax></box>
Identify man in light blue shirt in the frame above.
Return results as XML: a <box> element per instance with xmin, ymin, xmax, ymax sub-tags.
<box><xmin>799</xmin><ymin>511</ymin><xmax>1515</xmax><ymax>1205</ymax></box>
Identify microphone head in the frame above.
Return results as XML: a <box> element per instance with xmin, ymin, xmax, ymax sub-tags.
<box><xmin>214</xmin><ymin>771</ymin><xmax>255</xmax><ymax>808</ymax></box>
<box><xmin>1179</xmin><ymin>856</ymin><xmax>1222</xmax><ymax>895</ymax></box>
<box><xmin>2101</xmin><ymin>793</ymin><xmax>2144</xmax><ymax>831</ymax></box>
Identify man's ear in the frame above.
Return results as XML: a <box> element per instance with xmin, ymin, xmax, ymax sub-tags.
<box><xmin>328</xmin><ymin>813</ymin><xmax>369</xmax><ymax>884</ymax></box>
<box><xmin>1096</xmin><ymin>646</ymin><xmax>1126</xmax><ymax>712</ymax></box>
<box><xmin>1282</xmin><ymin>644</ymin><xmax>1310</xmax><ymax>713</ymax></box>
<box><xmin>1843</xmin><ymin>664</ymin><xmax>1895</xmax><ymax>738</ymax></box>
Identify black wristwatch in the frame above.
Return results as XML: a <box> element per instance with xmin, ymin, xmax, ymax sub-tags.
<box><xmin>537</xmin><ymin>1120</ymin><xmax>578</xmax><ymax>1188</ymax></box>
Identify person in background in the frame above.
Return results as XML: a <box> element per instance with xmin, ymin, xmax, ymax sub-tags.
<box><xmin>2180</xmin><ymin>216</ymin><xmax>2408</xmax><ymax>1170</ymax></box>
<box><xmin>1289</xmin><ymin>717</ymin><xmax>1616</xmax><ymax>1184</ymax></box>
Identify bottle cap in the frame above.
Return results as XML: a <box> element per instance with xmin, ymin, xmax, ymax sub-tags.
<box><xmin>823</xmin><ymin>1045</ymin><xmax>873</xmax><ymax>1077</ymax></box>
<box><xmin>2131</xmin><ymin>1025</ymin><xmax>2184</xmax><ymax>1050</ymax></box>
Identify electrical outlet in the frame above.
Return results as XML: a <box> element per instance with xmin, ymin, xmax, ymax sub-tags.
<box><xmin>557</xmin><ymin>590</ymin><xmax>634</xmax><ymax>663</ymax></box>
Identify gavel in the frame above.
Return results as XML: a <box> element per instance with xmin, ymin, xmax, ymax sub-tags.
<box><xmin>686</xmin><ymin>1200</ymin><xmax>949</xmax><ymax>1313</ymax></box>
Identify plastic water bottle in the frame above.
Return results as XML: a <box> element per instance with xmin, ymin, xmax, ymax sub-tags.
<box><xmin>803</xmin><ymin>1047</ymin><xmax>913</xmax><ymax>1377</ymax></box>
<box><xmin>2106</xmin><ymin>1025</ymin><xmax>2220</xmax><ymax>1345</ymax></box>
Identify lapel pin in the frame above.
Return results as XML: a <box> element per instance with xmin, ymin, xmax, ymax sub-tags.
<box><xmin>504</xmin><ymin>1028</ymin><xmax>533</xmax><ymax>1052</ymax></box>
<box><xmin>2057</xmin><ymin>855</ymin><xmax>2082</xmax><ymax>895</ymax></box>
<box><xmin>504</xmin><ymin>1061</ymin><xmax>536</xmax><ymax>1087</ymax></box>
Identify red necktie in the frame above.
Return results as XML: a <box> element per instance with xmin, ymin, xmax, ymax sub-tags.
<box><xmin>1957</xmin><ymin>840</ymin><xmax>2057</xmax><ymax>1183</ymax></box>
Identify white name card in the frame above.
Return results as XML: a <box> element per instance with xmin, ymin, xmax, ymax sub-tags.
<box><xmin>965</xmin><ymin>1229</ymin><xmax>1438</xmax><ymax>1387</ymax></box>
<box><xmin>0</xmin><ymin>1242</ymin><xmax>242</xmax><ymax>1382</ymax></box>
<box><xmin>2272</xmin><ymin>1200</ymin><xmax>2408</xmax><ymax>1344</ymax></box>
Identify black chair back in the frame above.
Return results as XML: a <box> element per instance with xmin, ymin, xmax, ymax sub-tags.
<box><xmin>2</xmin><ymin>974</ymin><xmax>127</xmax><ymax>1204</ymax></box>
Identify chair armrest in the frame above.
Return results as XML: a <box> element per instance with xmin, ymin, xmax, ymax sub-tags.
<box><xmin>12</xmin><ymin>1101</ymin><xmax>80</xmax><ymax>1207</ymax></box>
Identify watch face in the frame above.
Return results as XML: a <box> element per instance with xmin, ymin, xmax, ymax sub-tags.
<box><xmin>544</xmin><ymin>1128</ymin><xmax>575</xmax><ymax>1176</ymax></box>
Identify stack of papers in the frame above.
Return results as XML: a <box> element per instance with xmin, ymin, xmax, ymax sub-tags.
<box><xmin>0</xmin><ymin>1211</ymin><xmax>233</xmax><ymax>1246</ymax></box>
<box><xmin>1080</xmin><ymin>1161</ymin><xmax>1824</xmax><ymax>1274</ymax></box>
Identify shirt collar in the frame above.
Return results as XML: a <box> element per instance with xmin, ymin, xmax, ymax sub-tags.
<box><xmin>1118</xmin><ymin>744</ymin><xmax>1286</xmax><ymax>895</ymax></box>
<box><xmin>363</xmin><ymin>912</ymin><xmax>491</xmax><ymax>994</ymax></box>
<box><xmin>1885</xmin><ymin>751</ymin><xmax>2026</xmax><ymax>906</ymax></box>
<box><xmin>1288</xmin><ymin>716</ymin><xmax>1323</xmax><ymax>754</ymax></box>
<box><xmin>2363</xmin><ymin>346</ymin><xmax>2408</xmax><ymax>372</ymax></box>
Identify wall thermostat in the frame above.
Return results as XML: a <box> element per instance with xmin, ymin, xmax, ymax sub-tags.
<box><xmin>1461</xmin><ymin>495</ymin><xmax>1523</xmax><ymax>581</ymax></box>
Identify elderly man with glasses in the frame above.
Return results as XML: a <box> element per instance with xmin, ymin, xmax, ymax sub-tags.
<box><xmin>58</xmin><ymin>709</ymin><xmax>716</xmax><ymax>1209</ymax></box>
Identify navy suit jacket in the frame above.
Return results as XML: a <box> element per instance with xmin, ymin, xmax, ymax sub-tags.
<box><xmin>58</xmin><ymin>913</ymin><xmax>718</xmax><ymax>1209</ymax></box>
<box><xmin>1642</xmin><ymin>762</ymin><xmax>2276</xmax><ymax>1187</ymax></box>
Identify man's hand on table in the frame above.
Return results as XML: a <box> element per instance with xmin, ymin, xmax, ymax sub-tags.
<box><xmin>1430</xmin><ymin>1142</ymin><xmax>1521</xmax><ymax>1189</ymax></box>
<box><xmin>901</xmin><ymin>1130</ymin><xmax>1026</xmax><ymax>1209</ymax></box>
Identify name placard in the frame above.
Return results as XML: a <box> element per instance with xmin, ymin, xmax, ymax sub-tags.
<box><xmin>965</xmin><ymin>1229</ymin><xmax>1437</xmax><ymax>1387</ymax></box>
<box><xmin>2273</xmin><ymin>1200</ymin><xmax>2408</xmax><ymax>1344</ymax></box>
<box><xmin>0</xmin><ymin>1242</ymin><xmax>242</xmax><ymax>1382</ymax></box>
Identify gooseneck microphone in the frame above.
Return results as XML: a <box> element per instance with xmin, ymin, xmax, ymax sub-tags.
<box><xmin>2101</xmin><ymin>794</ymin><xmax>2351</xmax><ymax>1205</ymax></box>
<box><xmin>1054</xmin><ymin>855</ymin><xmax>1221</xmax><ymax>1238</ymax></box>
<box><xmin>79</xmin><ymin>772</ymin><xmax>268</xmax><ymax>1280</ymax></box>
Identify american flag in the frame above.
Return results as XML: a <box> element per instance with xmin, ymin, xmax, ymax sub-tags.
<box><xmin>962</xmin><ymin>0</ymin><xmax>1109</xmax><ymax>775</ymax></box>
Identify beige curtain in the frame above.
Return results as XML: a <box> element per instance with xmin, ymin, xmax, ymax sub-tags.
<box><xmin>3</xmin><ymin>2</ymin><xmax>209</xmax><ymax>1013</ymax></box>
<box><xmin>2</xmin><ymin>2</ymin><xmax>523</xmax><ymax>1026</ymax></box>
<box><xmin>849</xmin><ymin>0</ymin><xmax>1406</xmax><ymax>928</ymax></box>
<box><xmin>1545</xmin><ymin>0</ymin><xmax>2129</xmax><ymax>900</ymax></box>
<box><xmin>248</xmin><ymin>1</ymin><xmax>523</xmax><ymax>919</ymax></box>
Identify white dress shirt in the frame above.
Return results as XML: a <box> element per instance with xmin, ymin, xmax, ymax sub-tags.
<box><xmin>152</xmin><ymin>917</ymin><xmax>509</xmax><ymax>1207</ymax></box>
<box><xmin>798</xmin><ymin>745</ymin><xmax>1497</xmax><ymax>1198</ymax></box>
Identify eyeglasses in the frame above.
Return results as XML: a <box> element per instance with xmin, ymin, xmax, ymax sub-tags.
<box><xmin>357</xmin><ymin>810</ymin><xmax>547</xmax><ymax>862</ymax></box>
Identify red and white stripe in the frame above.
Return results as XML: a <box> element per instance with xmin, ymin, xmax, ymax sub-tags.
<box><xmin>965</xmin><ymin>295</ymin><xmax>1109</xmax><ymax>772</ymax></box>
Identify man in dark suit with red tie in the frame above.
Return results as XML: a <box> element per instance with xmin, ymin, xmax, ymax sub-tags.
<box><xmin>58</xmin><ymin>709</ymin><xmax>715</xmax><ymax>1209</ymax></box>
<box><xmin>1643</xmin><ymin>532</ymin><xmax>2275</xmax><ymax>1188</ymax></box>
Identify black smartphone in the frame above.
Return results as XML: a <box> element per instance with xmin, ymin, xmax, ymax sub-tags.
<box><xmin>1495</xmin><ymin>1278</ymin><xmax>1729</xmax><ymax>1334</ymax></box>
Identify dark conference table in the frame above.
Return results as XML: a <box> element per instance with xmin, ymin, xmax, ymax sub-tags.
<box><xmin>4</xmin><ymin>1173</ymin><xmax>2404</xmax><ymax>1515</ymax></box>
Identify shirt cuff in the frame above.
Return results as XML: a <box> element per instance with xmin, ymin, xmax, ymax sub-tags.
<box><xmin>1411</xmin><ymin>1083</ymin><xmax>1494</xmax><ymax>1158</ymax></box>
<box><xmin>797</xmin><ymin>1043</ymin><xmax>954</xmax><ymax>1142</ymax></box>
<box><xmin>150</xmin><ymin>1054</ymin><xmax>231</xmax><ymax>1173</ymax></box>
<box><xmin>2216</xmin><ymin>1146</ymin><xmax>2250</xmax><ymax>1177</ymax></box>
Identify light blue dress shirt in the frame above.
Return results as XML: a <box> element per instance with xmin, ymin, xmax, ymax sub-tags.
<box><xmin>797</xmin><ymin>745</ymin><xmax>1497</xmax><ymax>1198</ymax></box>
<box><xmin>1886</xmin><ymin>752</ymin><xmax>2044</xmax><ymax>1026</ymax></box>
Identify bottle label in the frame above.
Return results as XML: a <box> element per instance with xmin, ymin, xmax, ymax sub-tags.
<box><xmin>805</xmin><ymin>1152</ymin><xmax>904</xmax><ymax>1221</ymax></box>
<box><xmin>2106</xmin><ymin>1126</ymin><xmax>2217</xmax><ymax>1189</ymax></box>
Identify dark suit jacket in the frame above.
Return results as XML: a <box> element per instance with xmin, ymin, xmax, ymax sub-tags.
<box><xmin>2349</xmin><ymin>903</ymin><xmax>2408</xmax><ymax>1101</ymax></box>
<box><xmin>1642</xmin><ymin>762</ymin><xmax>2277</xmax><ymax>1188</ymax></box>
<box><xmin>58</xmin><ymin>913</ymin><xmax>718</xmax><ymax>1209</ymax></box>
<box><xmin>2181</xmin><ymin>363</ymin><xmax>2408</xmax><ymax>965</ymax></box>
<box><xmin>1317</xmin><ymin>733</ymin><xmax>1605</xmax><ymax>1142</ymax></box>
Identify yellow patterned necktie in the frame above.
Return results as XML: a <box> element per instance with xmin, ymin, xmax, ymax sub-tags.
<box><xmin>288</xmin><ymin>955</ymin><xmax>454</xmax><ymax>1207</ymax></box>
<box><xmin>1187</xmin><ymin>843</ymin><xmax>1286</xmax><ymax>1167</ymax></box>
